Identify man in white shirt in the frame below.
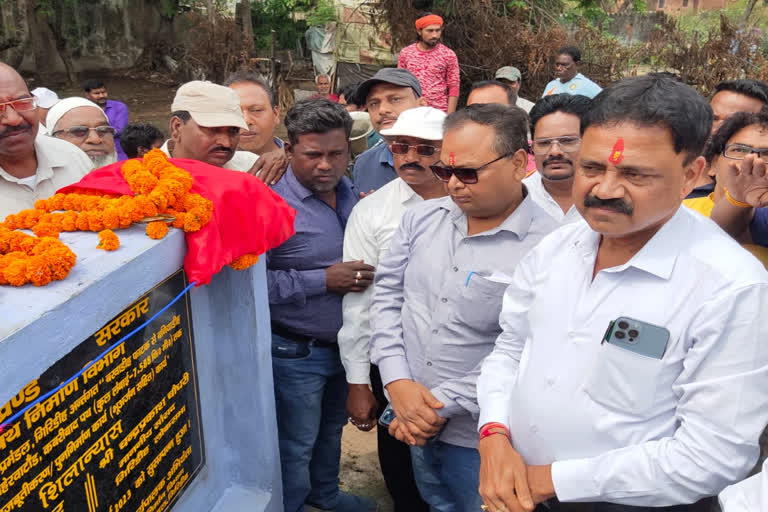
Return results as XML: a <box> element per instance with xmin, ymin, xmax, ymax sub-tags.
<box><xmin>719</xmin><ymin>459</ymin><xmax>768</xmax><ymax>511</ymax></box>
<box><xmin>495</xmin><ymin>66</ymin><xmax>535</xmax><ymax>113</ymax></box>
<box><xmin>339</xmin><ymin>106</ymin><xmax>447</xmax><ymax>512</ymax></box>
<box><xmin>523</xmin><ymin>93</ymin><xmax>591</xmax><ymax>224</ymax></box>
<box><xmin>48</xmin><ymin>97</ymin><xmax>119</xmax><ymax>168</ymax></box>
<box><xmin>0</xmin><ymin>63</ymin><xmax>92</xmax><ymax>219</ymax></box>
<box><xmin>477</xmin><ymin>74</ymin><xmax>768</xmax><ymax>512</ymax></box>
<box><xmin>161</xmin><ymin>81</ymin><xmax>260</xmax><ymax>173</ymax></box>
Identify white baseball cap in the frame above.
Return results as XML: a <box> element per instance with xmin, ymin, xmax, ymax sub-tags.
<box><xmin>171</xmin><ymin>81</ymin><xmax>248</xmax><ymax>130</ymax></box>
<box><xmin>31</xmin><ymin>87</ymin><xmax>60</xmax><ymax>109</ymax></box>
<box><xmin>379</xmin><ymin>106</ymin><xmax>445</xmax><ymax>141</ymax></box>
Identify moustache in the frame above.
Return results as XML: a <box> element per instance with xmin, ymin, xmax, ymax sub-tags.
<box><xmin>210</xmin><ymin>146</ymin><xmax>233</xmax><ymax>154</ymax></box>
<box><xmin>400</xmin><ymin>162</ymin><xmax>425</xmax><ymax>172</ymax></box>
<box><xmin>543</xmin><ymin>156</ymin><xmax>572</xmax><ymax>167</ymax></box>
<box><xmin>0</xmin><ymin>123</ymin><xmax>32</xmax><ymax>139</ymax></box>
<box><xmin>583</xmin><ymin>194</ymin><xmax>634</xmax><ymax>215</ymax></box>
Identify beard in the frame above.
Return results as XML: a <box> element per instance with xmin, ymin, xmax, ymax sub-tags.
<box><xmin>89</xmin><ymin>152</ymin><xmax>118</xmax><ymax>168</ymax></box>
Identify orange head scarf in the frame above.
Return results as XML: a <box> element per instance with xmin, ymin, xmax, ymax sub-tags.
<box><xmin>415</xmin><ymin>14</ymin><xmax>443</xmax><ymax>30</ymax></box>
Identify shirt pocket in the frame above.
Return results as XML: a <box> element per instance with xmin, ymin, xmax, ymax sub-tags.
<box><xmin>584</xmin><ymin>342</ymin><xmax>663</xmax><ymax>414</ymax></box>
<box><xmin>452</xmin><ymin>276</ymin><xmax>509</xmax><ymax>333</ymax></box>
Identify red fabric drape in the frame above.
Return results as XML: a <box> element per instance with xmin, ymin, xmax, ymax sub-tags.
<box><xmin>58</xmin><ymin>158</ymin><xmax>296</xmax><ymax>285</ymax></box>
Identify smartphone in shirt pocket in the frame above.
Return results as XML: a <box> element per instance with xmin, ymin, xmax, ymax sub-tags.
<box><xmin>604</xmin><ymin>316</ymin><xmax>670</xmax><ymax>359</ymax></box>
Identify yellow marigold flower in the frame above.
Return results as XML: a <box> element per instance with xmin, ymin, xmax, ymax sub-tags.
<box><xmin>229</xmin><ymin>253</ymin><xmax>259</xmax><ymax>271</ymax></box>
<box><xmin>97</xmin><ymin>229</ymin><xmax>120</xmax><ymax>251</ymax></box>
<box><xmin>146</xmin><ymin>221</ymin><xmax>169</xmax><ymax>240</ymax></box>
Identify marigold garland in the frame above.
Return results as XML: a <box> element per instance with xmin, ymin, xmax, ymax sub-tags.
<box><xmin>0</xmin><ymin>149</ymin><xmax>259</xmax><ymax>287</ymax></box>
<box><xmin>0</xmin><ymin>227</ymin><xmax>76</xmax><ymax>286</ymax></box>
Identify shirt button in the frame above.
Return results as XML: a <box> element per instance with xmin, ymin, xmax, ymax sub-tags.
<box><xmin>426</xmin><ymin>361</ymin><xmax>433</xmax><ymax>367</ymax></box>
<box><xmin>431</xmin><ymin>329</ymin><xmax>438</xmax><ymax>334</ymax></box>
<box><xmin>568</xmin><ymin>331</ymin><xmax>576</xmax><ymax>339</ymax></box>
<box><xmin>452</xmin><ymin>266</ymin><xmax>459</xmax><ymax>272</ymax></box>
<box><xmin>546</xmin><ymin>378</ymin><xmax>555</xmax><ymax>387</ymax></box>
<box><xmin>530</xmin><ymin>425</ymin><xmax>539</xmax><ymax>434</ymax></box>
<box><xmin>441</xmin><ymin>297</ymin><xmax>448</xmax><ymax>303</ymax></box>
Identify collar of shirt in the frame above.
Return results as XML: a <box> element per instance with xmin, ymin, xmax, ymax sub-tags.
<box><xmin>573</xmin><ymin>206</ymin><xmax>687</xmax><ymax>281</ymax></box>
<box><xmin>394</xmin><ymin>177</ymin><xmax>420</xmax><ymax>205</ymax></box>
<box><xmin>378</xmin><ymin>142</ymin><xmax>394</xmax><ymax>167</ymax></box>
<box><xmin>440</xmin><ymin>190</ymin><xmax>536</xmax><ymax>239</ymax></box>
<box><xmin>0</xmin><ymin>135</ymin><xmax>71</xmax><ymax>184</ymax></box>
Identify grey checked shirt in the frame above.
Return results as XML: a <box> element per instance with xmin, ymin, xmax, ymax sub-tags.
<box><xmin>370</xmin><ymin>193</ymin><xmax>558</xmax><ymax>448</ymax></box>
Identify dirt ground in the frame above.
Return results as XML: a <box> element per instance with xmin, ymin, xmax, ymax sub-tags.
<box><xmin>51</xmin><ymin>76</ymin><xmax>394</xmax><ymax>510</ymax></box>
<box><xmin>340</xmin><ymin>425</ymin><xmax>394</xmax><ymax>511</ymax></box>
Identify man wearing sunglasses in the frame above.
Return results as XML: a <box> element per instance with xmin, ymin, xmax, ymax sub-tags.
<box><xmin>339</xmin><ymin>106</ymin><xmax>447</xmax><ymax>512</ymax></box>
<box><xmin>48</xmin><ymin>97</ymin><xmax>119</xmax><ymax>168</ymax></box>
<box><xmin>369</xmin><ymin>104</ymin><xmax>557</xmax><ymax>511</ymax></box>
<box><xmin>523</xmin><ymin>93</ymin><xmax>591</xmax><ymax>224</ymax></box>
<box><xmin>0</xmin><ymin>63</ymin><xmax>92</xmax><ymax>219</ymax></box>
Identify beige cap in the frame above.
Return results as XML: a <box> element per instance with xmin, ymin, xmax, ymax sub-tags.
<box><xmin>171</xmin><ymin>81</ymin><xmax>248</xmax><ymax>130</ymax></box>
<box><xmin>349</xmin><ymin>111</ymin><xmax>374</xmax><ymax>154</ymax></box>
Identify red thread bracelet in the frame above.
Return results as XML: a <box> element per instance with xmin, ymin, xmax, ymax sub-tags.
<box><xmin>479</xmin><ymin>422</ymin><xmax>510</xmax><ymax>440</ymax></box>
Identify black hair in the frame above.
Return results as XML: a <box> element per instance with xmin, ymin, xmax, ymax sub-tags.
<box><xmin>223</xmin><ymin>70</ymin><xmax>276</xmax><ymax>108</ymax></box>
<box><xmin>713</xmin><ymin>79</ymin><xmax>768</xmax><ymax>105</ymax></box>
<box><xmin>581</xmin><ymin>74</ymin><xmax>712</xmax><ymax>165</ymax></box>
<box><xmin>82</xmin><ymin>79</ymin><xmax>105</xmax><ymax>92</ymax></box>
<box><xmin>339</xmin><ymin>83</ymin><xmax>361</xmax><ymax>106</ymax></box>
<box><xmin>171</xmin><ymin>110</ymin><xmax>191</xmax><ymax>123</ymax></box>
<box><xmin>557</xmin><ymin>46</ymin><xmax>581</xmax><ymax>63</ymax></box>
<box><xmin>703</xmin><ymin>110</ymin><xmax>768</xmax><ymax>164</ymax></box>
<box><xmin>468</xmin><ymin>80</ymin><xmax>517</xmax><ymax>105</ymax></box>
<box><xmin>285</xmin><ymin>98</ymin><xmax>353</xmax><ymax>146</ymax></box>
<box><xmin>120</xmin><ymin>122</ymin><xmax>165</xmax><ymax>159</ymax></box>
<box><xmin>529</xmin><ymin>93</ymin><xmax>592</xmax><ymax>139</ymax></box>
<box><xmin>444</xmin><ymin>103</ymin><xmax>529</xmax><ymax>156</ymax></box>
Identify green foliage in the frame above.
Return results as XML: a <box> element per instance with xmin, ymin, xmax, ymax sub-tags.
<box><xmin>677</xmin><ymin>0</ymin><xmax>768</xmax><ymax>35</ymax></box>
<box><xmin>250</xmin><ymin>0</ymin><xmax>338</xmax><ymax>50</ymax></box>
<box><xmin>306</xmin><ymin>0</ymin><xmax>338</xmax><ymax>27</ymax></box>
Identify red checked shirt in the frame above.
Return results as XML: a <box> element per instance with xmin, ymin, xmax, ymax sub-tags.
<box><xmin>397</xmin><ymin>43</ymin><xmax>460</xmax><ymax>112</ymax></box>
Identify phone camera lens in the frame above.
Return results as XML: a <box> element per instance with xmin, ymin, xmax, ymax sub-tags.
<box><xmin>618</xmin><ymin>321</ymin><xmax>629</xmax><ymax>330</ymax></box>
<box><xmin>628</xmin><ymin>329</ymin><xmax>639</xmax><ymax>338</ymax></box>
<box><xmin>615</xmin><ymin>331</ymin><xmax>626</xmax><ymax>339</ymax></box>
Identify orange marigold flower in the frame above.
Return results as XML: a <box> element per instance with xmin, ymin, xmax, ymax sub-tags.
<box><xmin>76</xmin><ymin>213</ymin><xmax>91</xmax><ymax>231</ymax></box>
<box><xmin>32</xmin><ymin>223</ymin><xmax>60</xmax><ymax>238</ymax></box>
<box><xmin>102</xmin><ymin>209</ymin><xmax>120</xmax><ymax>230</ymax></box>
<box><xmin>97</xmin><ymin>229</ymin><xmax>120</xmax><ymax>251</ymax></box>
<box><xmin>25</xmin><ymin>255</ymin><xmax>52</xmax><ymax>286</ymax></box>
<box><xmin>4</xmin><ymin>258</ymin><xmax>28</xmax><ymax>286</ymax></box>
<box><xmin>61</xmin><ymin>211</ymin><xmax>79</xmax><ymax>231</ymax></box>
<box><xmin>229</xmin><ymin>253</ymin><xmax>260</xmax><ymax>271</ymax></box>
<box><xmin>146</xmin><ymin>221</ymin><xmax>169</xmax><ymax>240</ymax></box>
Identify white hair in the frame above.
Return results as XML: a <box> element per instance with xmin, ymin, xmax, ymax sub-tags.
<box><xmin>315</xmin><ymin>74</ymin><xmax>331</xmax><ymax>84</ymax></box>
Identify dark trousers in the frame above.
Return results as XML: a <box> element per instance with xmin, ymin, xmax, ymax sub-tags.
<box><xmin>370</xmin><ymin>365</ymin><xmax>430</xmax><ymax>512</ymax></box>
<box><xmin>535</xmin><ymin>497</ymin><xmax>715</xmax><ymax>512</ymax></box>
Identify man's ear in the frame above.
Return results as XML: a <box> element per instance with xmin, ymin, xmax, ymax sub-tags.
<box><xmin>417</xmin><ymin>96</ymin><xmax>428</xmax><ymax>107</ymax></box>
<box><xmin>273</xmin><ymin>107</ymin><xmax>281</xmax><ymax>125</ymax></box>
<box><xmin>511</xmin><ymin>148</ymin><xmax>529</xmax><ymax>181</ymax></box>
<box><xmin>170</xmin><ymin>117</ymin><xmax>182</xmax><ymax>141</ymax></box>
<box><xmin>284</xmin><ymin>141</ymin><xmax>293</xmax><ymax>161</ymax></box>
<box><xmin>681</xmin><ymin>155</ymin><xmax>707</xmax><ymax>200</ymax></box>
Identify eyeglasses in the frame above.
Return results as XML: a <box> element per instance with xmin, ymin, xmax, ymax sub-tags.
<box><xmin>722</xmin><ymin>143</ymin><xmax>768</xmax><ymax>160</ymax></box>
<box><xmin>430</xmin><ymin>153</ymin><xmax>511</xmax><ymax>184</ymax></box>
<box><xmin>531</xmin><ymin>136</ymin><xmax>581</xmax><ymax>155</ymax></box>
<box><xmin>52</xmin><ymin>125</ymin><xmax>117</xmax><ymax>139</ymax></box>
<box><xmin>389</xmin><ymin>142</ymin><xmax>440</xmax><ymax>156</ymax></box>
<box><xmin>0</xmin><ymin>97</ymin><xmax>37</xmax><ymax>116</ymax></box>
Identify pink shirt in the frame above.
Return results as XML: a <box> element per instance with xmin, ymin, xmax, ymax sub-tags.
<box><xmin>397</xmin><ymin>43</ymin><xmax>460</xmax><ymax>112</ymax></box>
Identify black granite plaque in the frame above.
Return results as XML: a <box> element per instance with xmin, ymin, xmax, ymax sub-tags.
<box><xmin>0</xmin><ymin>269</ymin><xmax>204</xmax><ymax>512</ymax></box>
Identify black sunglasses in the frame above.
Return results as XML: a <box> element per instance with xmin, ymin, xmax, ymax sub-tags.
<box><xmin>389</xmin><ymin>142</ymin><xmax>440</xmax><ymax>157</ymax></box>
<box><xmin>430</xmin><ymin>153</ymin><xmax>511</xmax><ymax>184</ymax></box>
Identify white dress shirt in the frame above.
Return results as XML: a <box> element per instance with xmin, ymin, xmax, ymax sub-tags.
<box><xmin>477</xmin><ymin>207</ymin><xmax>768</xmax><ymax>506</ymax></box>
<box><xmin>516</xmin><ymin>96</ymin><xmax>535</xmax><ymax>113</ymax></box>
<box><xmin>522</xmin><ymin>172</ymin><xmax>581</xmax><ymax>224</ymax></box>
<box><xmin>339</xmin><ymin>178</ymin><xmax>424</xmax><ymax>385</ymax></box>
<box><xmin>719</xmin><ymin>459</ymin><xmax>767</xmax><ymax>511</ymax></box>
<box><xmin>0</xmin><ymin>135</ymin><xmax>93</xmax><ymax>219</ymax></box>
<box><xmin>160</xmin><ymin>140</ymin><xmax>258</xmax><ymax>172</ymax></box>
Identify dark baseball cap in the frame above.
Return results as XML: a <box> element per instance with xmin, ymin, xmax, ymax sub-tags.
<box><xmin>356</xmin><ymin>68</ymin><xmax>422</xmax><ymax>103</ymax></box>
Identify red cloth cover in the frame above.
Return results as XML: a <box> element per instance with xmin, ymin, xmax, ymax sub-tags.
<box><xmin>58</xmin><ymin>158</ymin><xmax>296</xmax><ymax>286</ymax></box>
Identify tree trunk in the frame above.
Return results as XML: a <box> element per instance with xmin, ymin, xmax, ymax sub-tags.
<box><xmin>744</xmin><ymin>0</ymin><xmax>759</xmax><ymax>23</ymax></box>
<box><xmin>237</xmin><ymin>0</ymin><xmax>254</xmax><ymax>55</ymax></box>
<box><xmin>204</xmin><ymin>0</ymin><xmax>216</xmax><ymax>27</ymax></box>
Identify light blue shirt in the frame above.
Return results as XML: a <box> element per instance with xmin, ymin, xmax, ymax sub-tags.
<box><xmin>369</xmin><ymin>193</ymin><xmax>557</xmax><ymax>448</ymax></box>
<box><xmin>542</xmin><ymin>72</ymin><xmax>602</xmax><ymax>99</ymax></box>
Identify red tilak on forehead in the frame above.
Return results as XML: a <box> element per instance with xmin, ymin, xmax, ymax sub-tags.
<box><xmin>608</xmin><ymin>138</ymin><xmax>624</xmax><ymax>165</ymax></box>
<box><xmin>449</xmin><ymin>152</ymin><xmax>456</xmax><ymax>166</ymax></box>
